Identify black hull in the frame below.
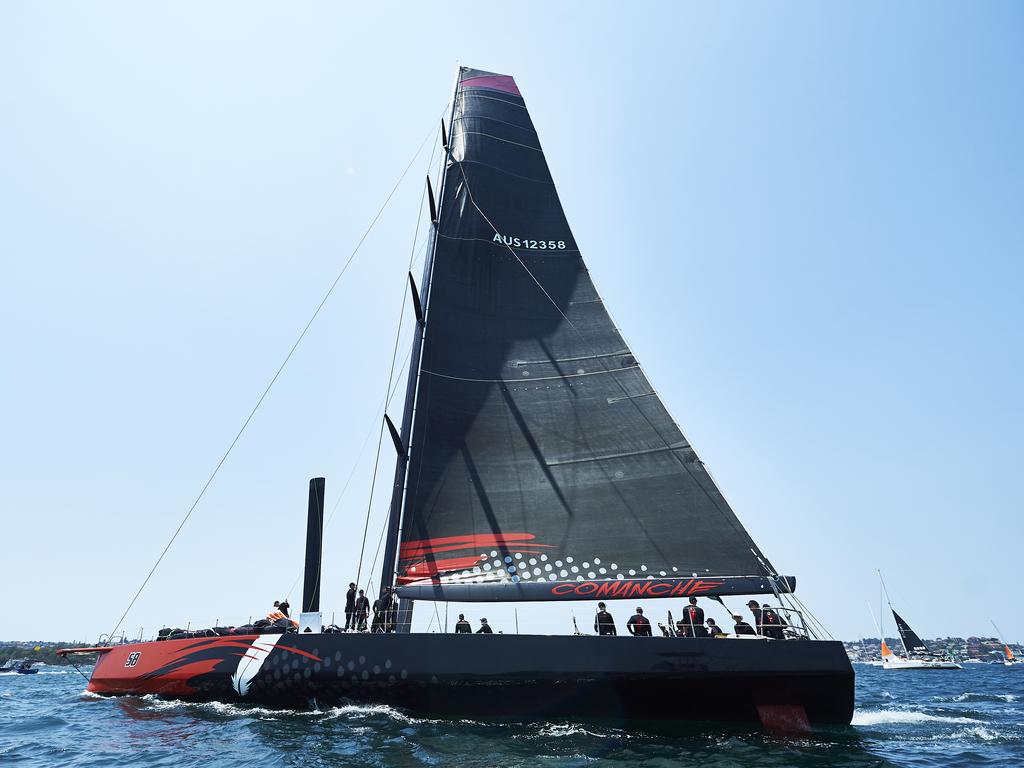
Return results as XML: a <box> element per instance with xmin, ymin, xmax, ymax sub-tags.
<box><xmin>84</xmin><ymin>633</ymin><xmax>854</xmax><ymax>726</ymax></box>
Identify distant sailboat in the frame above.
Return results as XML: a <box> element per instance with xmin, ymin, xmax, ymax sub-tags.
<box><xmin>877</xmin><ymin>571</ymin><xmax>960</xmax><ymax>670</ymax></box>
<box><xmin>991</xmin><ymin>621</ymin><xmax>1021</xmax><ymax>666</ymax></box>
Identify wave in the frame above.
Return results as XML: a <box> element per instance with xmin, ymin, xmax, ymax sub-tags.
<box><xmin>852</xmin><ymin>710</ymin><xmax>983</xmax><ymax>726</ymax></box>
<box><xmin>944</xmin><ymin>726</ymin><xmax>1002</xmax><ymax>742</ymax></box>
<box><xmin>124</xmin><ymin>697</ymin><xmax>471</xmax><ymax>727</ymax></box>
<box><xmin>945</xmin><ymin>692</ymin><xmax>1018</xmax><ymax>703</ymax></box>
<box><xmin>135</xmin><ymin>696</ymin><xmax>325</xmax><ymax>719</ymax></box>
<box><xmin>535</xmin><ymin>723</ymin><xmax>617</xmax><ymax>738</ymax></box>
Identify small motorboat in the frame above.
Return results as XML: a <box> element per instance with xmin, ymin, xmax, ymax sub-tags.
<box><xmin>0</xmin><ymin>659</ymin><xmax>39</xmax><ymax>674</ymax></box>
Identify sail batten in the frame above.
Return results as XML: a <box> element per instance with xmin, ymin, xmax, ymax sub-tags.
<box><xmin>393</xmin><ymin>68</ymin><xmax>780</xmax><ymax>597</ymax></box>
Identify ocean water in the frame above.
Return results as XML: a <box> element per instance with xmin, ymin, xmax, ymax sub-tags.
<box><xmin>0</xmin><ymin>663</ymin><xmax>1021</xmax><ymax>767</ymax></box>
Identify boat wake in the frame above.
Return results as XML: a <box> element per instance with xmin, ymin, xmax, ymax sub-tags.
<box><xmin>121</xmin><ymin>696</ymin><xmax>479</xmax><ymax>727</ymax></box>
<box><xmin>534</xmin><ymin>723</ymin><xmax>623</xmax><ymax>739</ymax></box>
<box><xmin>852</xmin><ymin>710</ymin><xmax>982</xmax><ymax>726</ymax></box>
<box><xmin>943</xmin><ymin>692</ymin><xmax>1017</xmax><ymax>703</ymax></box>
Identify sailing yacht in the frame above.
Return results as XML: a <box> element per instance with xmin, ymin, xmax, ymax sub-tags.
<box><xmin>877</xmin><ymin>573</ymin><xmax>960</xmax><ymax>670</ymax></box>
<box><xmin>991</xmin><ymin>621</ymin><xmax>1021</xmax><ymax>666</ymax></box>
<box><xmin>59</xmin><ymin>67</ymin><xmax>854</xmax><ymax>727</ymax></box>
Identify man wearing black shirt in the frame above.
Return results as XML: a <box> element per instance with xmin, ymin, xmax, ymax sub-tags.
<box><xmin>344</xmin><ymin>582</ymin><xmax>357</xmax><ymax>631</ymax></box>
<box><xmin>733</xmin><ymin>615</ymin><xmax>757</xmax><ymax>636</ymax></box>
<box><xmin>476</xmin><ymin>618</ymin><xmax>493</xmax><ymax>634</ymax></box>
<box><xmin>626</xmin><ymin>607</ymin><xmax>652</xmax><ymax>636</ymax></box>
<box><xmin>354</xmin><ymin>589</ymin><xmax>370</xmax><ymax>631</ymax></box>
<box><xmin>454</xmin><ymin>614</ymin><xmax>472</xmax><ymax>633</ymax></box>
<box><xmin>594</xmin><ymin>602</ymin><xmax>617</xmax><ymax>636</ymax></box>
<box><xmin>682</xmin><ymin>596</ymin><xmax>706</xmax><ymax>637</ymax></box>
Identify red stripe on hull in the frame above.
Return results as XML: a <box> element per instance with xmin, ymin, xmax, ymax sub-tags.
<box><xmin>87</xmin><ymin>637</ymin><xmax>254</xmax><ymax>696</ymax></box>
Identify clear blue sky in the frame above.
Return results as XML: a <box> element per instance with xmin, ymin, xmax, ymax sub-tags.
<box><xmin>2</xmin><ymin>2</ymin><xmax>1021</xmax><ymax>643</ymax></box>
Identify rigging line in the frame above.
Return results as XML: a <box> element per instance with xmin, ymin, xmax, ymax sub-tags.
<box><xmin>283</xmin><ymin>399</ymin><xmax>383</xmax><ymax>603</ymax></box>
<box><xmin>355</xmin><ymin>134</ymin><xmax>440</xmax><ymax>592</ymax></box>
<box><xmin>452</xmin><ymin>159</ymin><xmax>768</xmax><ymax>567</ymax></box>
<box><xmin>363</xmin><ymin>342</ymin><xmax>420</xmax><ymax>596</ymax></box>
<box><xmin>282</xmin><ymin>340</ymin><xmax>414</xmax><ymax>603</ymax></box>
<box><xmin>452</xmin><ymin>160</ymin><xmax>579</xmax><ymax>335</ymax></box>
<box><xmin>104</xmin><ymin>111</ymin><xmax>444</xmax><ymax>642</ymax></box>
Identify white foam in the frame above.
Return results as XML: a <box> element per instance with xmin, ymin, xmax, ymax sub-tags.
<box><xmin>130</xmin><ymin>698</ymin><xmax>451</xmax><ymax>725</ymax></box>
<box><xmin>134</xmin><ymin>695</ymin><xmax>318</xmax><ymax>718</ymax></box>
<box><xmin>955</xmin><ymin>726</ymin><xmax>1000</xmax><ymax>742</ymax></box>
<box><xmin>536</xmin><ymin>723</ymin><xmax>609</xmax><ymax>738</ymax></box>
<box><xmin>852</xmin><ymin>710</ymin><xmax>983</xmax><ymax>726</ymax></box>
<box><xmin>951</xmin><ymin>692</ymin><xmax>1017</xmax><ymax>703</ymax></box>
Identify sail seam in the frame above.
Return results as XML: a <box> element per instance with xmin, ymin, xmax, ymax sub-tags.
<box><xmin>452</xmin><ymin>130</ymin><xmax>544</xmax><ymax>152</ymax></box>
<box><xmin>545</xmin><ymin>442</ymin><xmax>690</xmax><ymax>467</ymax></box>
<box><xmin>510</xmin><ymin>349</ymin><xmax>629</xmax><ymax>366</ymax></box>
<box><xmin>607</xmin><ymin>391</ymin><xmax>657</xmax><ymax>404</ymax></box>
<box><xmin>421</xmin><ymin>364</ymin><xmax>640</xmax><ymax>384</ymax></box>
<box><xmin>459</xmin><ymin>92</ymin><xmax>528</xmax><ymax>110</ymax></box>
<box><xmin>455</xmin><ymin>158</ymin><xmax>554</xmax><ymax>185</ymax></box>
<box><xmin>453</xmin><ymin>114</ymin><xmax>538</xmax><ymax>137</ymax></box>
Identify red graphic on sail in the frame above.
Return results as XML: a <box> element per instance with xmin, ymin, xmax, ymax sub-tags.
<box><xmin>398</xmin><ymin>533</ymin><xmax>550</xmax><ymax>584</ymax></box>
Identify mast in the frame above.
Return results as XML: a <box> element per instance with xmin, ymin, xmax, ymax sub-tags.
<box><xmin>878</xmin><ymin>570</ymin><xmax>909</xmax><ymax>658</ymax></box>
<box><xmin>377</xmin><ymin>65</ymin><xmax>464</xmax><ymax>616</ymax></box>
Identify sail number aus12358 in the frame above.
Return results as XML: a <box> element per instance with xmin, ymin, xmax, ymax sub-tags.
<box><xmin>493</xmin><ymin>234</ymin><xmax>566</xmax><ymax>250</ymax></box>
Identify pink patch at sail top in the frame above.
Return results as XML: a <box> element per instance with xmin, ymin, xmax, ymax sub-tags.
<box><xmin>460</xmin><ymin>74</ymin><xmax>521</xmax><ymax>96</ymax></box>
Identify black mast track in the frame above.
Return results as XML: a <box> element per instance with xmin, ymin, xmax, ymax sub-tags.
<box><xmin>377</xmin><ymin>66</ymin><xmax>465</xmax><ymax>614</ymax></box>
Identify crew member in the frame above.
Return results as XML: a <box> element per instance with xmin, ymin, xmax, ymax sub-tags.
<box><xmin>354</xmin><ymin>589</ymin><xmax>370</xmax><ymax>631</ymax></box>
<box><xmin>747</xmin><ymin>600</ymin><xmax>764</xmax><ymax>635</ymax></box>
<box><xmin>267</xmin><ymin>600</ymin><xmax>286</xmax><ymax>622</ymax></box>
<box><xmin>748</xmin><ymin>600</ymin><xmax>784</xmax><ymax>638</ymax></box>
<box><xmin>344</xmin><ymin>582</ymin><xmax>357</xmax><ymax>631</ymax></box>
<box><xmin>733</xmin><ymin>614</ymin><xmax>756</xmax><ymax>636</ymax></box>
<box><xmin>371</xmin><ymin>589</ymin><xmax>394</xmax><ymax>633</ymax></box>
<box><xmin>454</xmin><ymin>614</ymin><xmax>472</xmax><ymax>634</ymax></box>
<box><xmin>680</xmin><ymin>597</ymin><xmax>706</xmax><ymax>637</ymax></box>
<box><xmin>626</xmin><ymin>607</ymin><xmax>652</xmax><ymax>636</ymax></box>
<box><xmin>267</xmin><ymin>600</ymin><xmax>298</xmax><ymax>628</ymax></box>
<box><xmin>476</xmin><ymin>618</ymin><xmax>493</xmax><ymax>634</ymax></box>
<box><xmin>706</xmin><ymin>618</ymin><xmax>725</xmax><ymax>637</ymax></box>
<box><xmin>594</xmin><ymin>602</ymin><xmax>617</xmax><ymax>636</ymax></box>
<box><xmin>760</xmin><ymin>604</ymin><xmax>786</xmax><ymax>640</ymax></box>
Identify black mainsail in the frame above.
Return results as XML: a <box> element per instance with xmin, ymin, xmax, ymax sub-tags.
<box><xmin>388</xmin><ymin>68</ymin><xmax>790</xmax><ymax>602</ymax></box>
<box><xmin>891</xmin><ymin>609</ymin><xmax>930</xmax><ymax>656</ymax></box>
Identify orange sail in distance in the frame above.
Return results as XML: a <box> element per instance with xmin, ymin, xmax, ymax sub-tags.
<box><xmin>880</xmin><ymin>640</ymin><xmax>894</xmax><ymax>659</ymax></box>
<box><xmin>1006</xmin><ymin>645</ymin><xmax>1015</xmax><ymax>662</ymax></box>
